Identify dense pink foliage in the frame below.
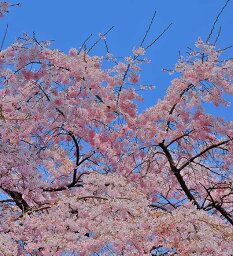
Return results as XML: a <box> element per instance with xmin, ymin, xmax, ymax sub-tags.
<box><xmin>0</xmin><ymin>4</ymin><xmax>233</xmax><ymax>256</ymax></box>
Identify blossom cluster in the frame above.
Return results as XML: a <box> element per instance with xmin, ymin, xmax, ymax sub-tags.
<box><xmin>0</xmin><ymin>7</ymin><xmax>232</xmax><ymax>256</ymax></box>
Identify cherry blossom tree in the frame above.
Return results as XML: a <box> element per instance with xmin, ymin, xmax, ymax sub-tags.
<box><xmin>0</xmin><ymin>2</ymin><xmax>232</xmax><ymax>256</ymax></box>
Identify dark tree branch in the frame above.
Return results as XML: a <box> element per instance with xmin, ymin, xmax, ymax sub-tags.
<box><xmin>140</xmin><ymin>10</ymin><xmax>157</xmax><ymax>47</ymax></box>
<box><xmin>167</xmin><ymin>130</ymin><xmax>192</xmax><ymax>147</ymax></box>
<box><xmin>149</xmin><ymin>204</ymin><xmax>170</xmax><ymax>212</ymax></box>
<box><xmin>201</xmin><ymin>184</ymin><xmax>233</xmax><ymax>225</ymax></box>
<box><xmin>77</xmin><ymin>33</ymin><xmax>93</xmax><ymax>55</ymax></box>
<box><xmin>0</xmin><ymin>187</ymin><xmax>30</xmax><ymax>212</ymax></box>
<box><xmin>145</xmin><ymin>23</ymin><xmax>173</xmax><ymax>50</ymax></box>
<box><xmin>206</xmin><ymin>0</ymin><xmax>231</xmax><ymax>43</ymax></box>
<box><xmin>42</xmin><ymin>172</ymin><xmax>89</xmax><ymax>192</ymax></box>
<box><xmin>67</xmin><ymin>131</ymin><xmax>80</xmax><ymax>166</ymax></box>
<box><xmin>87</xmin><ymin>26</ymin><xmax>114</xmax><ymax>54</ymax></box>
<box><xmin>178</xmin><ymin>139</ymin><xmax>232</xmax><ymax>171</ymax></box>
<box><xmin>159</xmin><ymin>142</ymin><xmax>200</xmax><ymax>207</ymax></box>
<box><xmin>166</xmin><ymin>83</ymin><xmax>194</xmax><ymax>132</ymax></box>
<box><xmin>0</xmin><ymin>24</ymin><xmax>8</xmax><ymax>52</ymax></box>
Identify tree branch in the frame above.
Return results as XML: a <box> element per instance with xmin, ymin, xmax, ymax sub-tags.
<box><xmin>159</xmin><ymin>143</ymin><xmax>200</xmax><ymax>207</ymax></box>
<box><xmin>201</xmin><ymin>184</ymin><xmax>233</xmax><ymax>225</ymax></box>
<box><xmin>0</xmin><ymin>187</ymin><xmax>30</xmax><ymax>212</ymax></box>
<box><xmin>178</xmin><ymin>139</ymin><xmax>232</xmax><ymax>171</ymax></box>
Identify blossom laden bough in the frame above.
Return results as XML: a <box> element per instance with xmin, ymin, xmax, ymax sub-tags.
<box><xmin>0</xmin><ymin>2</ymin><xmax>233</xmax><ymax>256</ymax></box>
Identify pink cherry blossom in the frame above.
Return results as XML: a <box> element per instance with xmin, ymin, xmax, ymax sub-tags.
<box><xmin>0</xmin><ymin>4</ymin><xmax>232</xmax><ymax>256</ymax></box>
<box><xmin>133</xmin><ymin>46</ymin><xmax>145</xmax><ymax>56</ymax></box>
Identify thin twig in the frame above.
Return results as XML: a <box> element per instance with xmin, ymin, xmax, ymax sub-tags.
<box><xmin>0</xmin><ymin>199</ymin><xmax>15</xmax><ymax>203</ymax></box>
<box><xmin>217</xmin><ymin>44</ymin><xmax>233</xmax><ymax>52</ymax></box>
<box><xmin>200</xmin><ymin>183</ymin><xmax>233</xmax><ymax>225</ymax></box>
<box><xmin>87</xmin><ymin>26</ymin><xmax>114</xmax><ymax>54</ymax></box>
<box><xmin>77</xmin><ymin>33</ymin><xmax>93</xmax><ymax>55</ymax></box>
<box><xmin>145</xmin><ymin>23</ymin><xmax>173</xmax><ymax>50</ymax></box>
<box><xmin>206</xmin><ymin>0</ymin><xmax>231</xmax><ymax>43</ymax></box>
<box><xmin>140</xmin><ymin>10</ymin><xmax>156</xmax><ymax>47</ymax></box>
<box><xmin>214</xmin><ymin>26</ymin><xmax>222</xmax><ymax>45</ymax></box>
<box><xmin>104</xmin><ymin>39</ymin><xmax>110</xmax><ymax>54</ymax></box>
<box><xmin>178</xmin><ymin>138</ymin><xmax>232</xmax><ymax>171</ymax></box>
<box><xmin>0</xmin><ymin>24</ymin><xmax>8</xmax><ymax>52</ymax></box>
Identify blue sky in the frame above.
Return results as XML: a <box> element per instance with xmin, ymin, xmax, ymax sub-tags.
<box><xmin>1</xmin><ymin>0</ymin><xmax>233</xmax><ymax>116</ymax></box>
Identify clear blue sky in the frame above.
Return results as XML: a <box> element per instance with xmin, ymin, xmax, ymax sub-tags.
<box><xmin>1</xmin><ymin>0</ymin><xmax>233</xmax><ymax>117</ymax></box>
